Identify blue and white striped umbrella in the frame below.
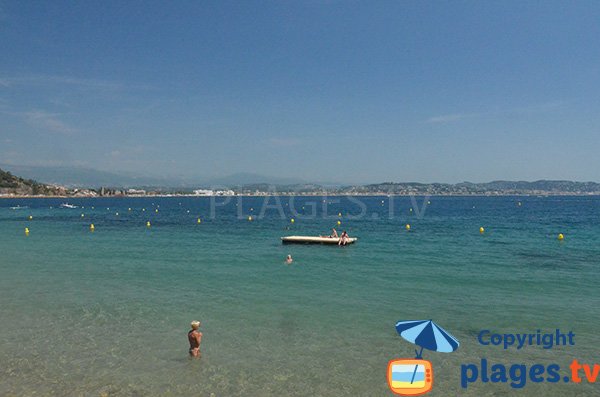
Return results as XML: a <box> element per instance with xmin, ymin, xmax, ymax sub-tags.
<box><xmin>395</xmin><ymin>320</ymin><xmax>459</xmax><ymax>357</ymax></box>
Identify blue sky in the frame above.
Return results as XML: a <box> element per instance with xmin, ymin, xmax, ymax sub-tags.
<box><xmin>1</xmin><ymin>1</ymin><xmax>599</xmax><ymax>183</ymax></box>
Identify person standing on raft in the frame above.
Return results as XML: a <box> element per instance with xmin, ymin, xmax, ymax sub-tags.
<box><xmin>188</xmin><ymin>321</ymin><xmax>202</xmax><ymax>358</ymax></box>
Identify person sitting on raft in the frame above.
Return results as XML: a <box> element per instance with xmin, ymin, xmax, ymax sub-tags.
<box><xmin>338</xmin><ymin>230</ymin><xmax>349</xmax><ymax>246</ymax></box>
<box><xmin>330</xmin><ymin>228</ymin><xmax>339</xmax><ymax>238</ymax></box>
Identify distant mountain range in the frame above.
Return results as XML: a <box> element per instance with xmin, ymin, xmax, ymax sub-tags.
<box><xmin>1</xmin><ymin>164</ymin><xmax>600</xmax><ymax>196</ymax></box>
<box><xmin>0</xmin><ymin>165</ymin><xmax>311</xmax><ymax>189</ymax></box>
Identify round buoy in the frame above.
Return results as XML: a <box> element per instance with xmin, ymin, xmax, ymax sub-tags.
<box><xmin>290</xmin><ymin>218</ymin><xmax>295</xmax><ymax>223</ymax></box>
<box><xmin>81</xmin><ymin>214</ymin><xmax>85</xmax><ymax>218</ymax></box>
<box><xmin>128</xmin><ymin>208</ymin><xmax>132</xmax><ymax>211</ymax></box>
<box><xmin>146</xmin><ymin>221</ymin><xmax>151</xmax><ymax>228</ymax></box>
<box><xmin>518</xmin><ymin>202</ymin><xmax>522</xmax><ymax>207</ymax></box>
<box><xmin>90</xmin><ymin>224</ymin><xmax>95</xmax><ymax>232</ymax></box>
<box><xmin>115</xmin><ymin>212</ymin><xmax>119</xmax><ymax>216</ymax></box>
<box><xmin>338</xmin><ymin>212</ymin><xmax>342</xmax><ymax>217</ymax></box>
<box><xmin>406</xmin><ymin>224</ymin><xmax>411</xmax><ymax>231</ymax></box>
<box><xmin>155</xmin><ymin>209</ymin><xmax>158</xmax><ymax>213</ymax></box>
<box><xmin>28</xmin><ymin>215</ymin><xmax>33</xmax><ymax>220</ymax></box>
<box><xmin>142</xmin><ymin>208</ymin><xmax>146</xmax><ymax>212</ymax></box>
<box><xmin>337</xmin><ymin>220</ymin><xmax>341</xmax><ymax>226</ymax></box>
<box><xmin>248</xmin><ymin>216</ymin><xmax>252</xmax><ymax>221</ymax></box>
<box><xmin>427</xmin><ymin>201</ymin><xmax>431</xmax><ymax>205</ymax></box>
<box><xmin>25</xmin><ymin>227</ymin><xmax>30</xmax><ymax>236</ymax></box>
<box><xmin>480</xmin><ymin>227</ymin><xmax>485</xmax><ymax>234</ymax></box>
<box><xmin>409</xmin><ymin>208</ymin><xmax>413</xmax><ymax>212</ymax></box>
<box><xmin>197</xmin><ymin>218</ymin><xmax>201</xmax><ymax>224</ymax></box>
<box><xmin>558</xmin><ymin>233</ymin><xmax>564</xmax><ymax>241</ymax></box>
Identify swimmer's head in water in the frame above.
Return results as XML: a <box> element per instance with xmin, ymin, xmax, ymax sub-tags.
<box><xmin>191</xmin><ymin>321</ymin><xmax>201</xmax><ymax>330</ymax></box>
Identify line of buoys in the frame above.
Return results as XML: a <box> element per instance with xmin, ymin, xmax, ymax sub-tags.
<box><xmin>90</xmin><ymin>224</ymin><xmax>95</xmax><ymax>232</ymax></box>
<box><xmin>25</xmin><ymin>227</ymin><xmax>29</xmax><ymax>236</ymax></box>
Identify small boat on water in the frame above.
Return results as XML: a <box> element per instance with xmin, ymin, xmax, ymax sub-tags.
<box><xmin>10</xmin><ymin>205</ymin><xmax>28</xmax><ymax>210</ymax></box>
<box><xmin>60</xmin><ymin>203</ymin><xmax>78</xmax><ymax>209</ymax></box>
<box><xmin>281</xmin><ymin>236</ymin><xmax>358</xmax><ymax>245</ymax></box>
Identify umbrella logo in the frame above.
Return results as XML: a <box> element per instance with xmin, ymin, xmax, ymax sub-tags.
<box><xmin>387</xmin><ymin>320</ymin><xmax>460</xmax><ymax>396</ymax></box>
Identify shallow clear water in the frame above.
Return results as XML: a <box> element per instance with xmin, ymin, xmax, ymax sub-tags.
<box><xmin>1</xmin><ymin>196</ymin><xmax>599</xmax><ymax>396</ymax></box>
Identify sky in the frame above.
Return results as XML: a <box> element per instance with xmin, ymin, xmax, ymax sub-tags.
<box><xmin>1</xmin><ymin>1</ymin><xmax>600</xmax><ymax>184</ymax></box>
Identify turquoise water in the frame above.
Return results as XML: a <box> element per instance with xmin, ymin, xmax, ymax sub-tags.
<box><xmin>1</xmin><ymin>196</ymin><xmax>599</xmax><ymax>396</ymax></box>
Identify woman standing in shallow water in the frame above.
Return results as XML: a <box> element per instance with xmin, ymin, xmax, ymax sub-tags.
<box><xmin>188</xmin><ymin>321</ymin><xmax>202</xmax><ymax>358</ymax></box>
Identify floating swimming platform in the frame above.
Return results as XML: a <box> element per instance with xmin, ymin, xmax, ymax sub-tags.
<box><xmin>281</xmin><ymin>236</ymin><xmax>358</xmax><ymax>245</ymax></box>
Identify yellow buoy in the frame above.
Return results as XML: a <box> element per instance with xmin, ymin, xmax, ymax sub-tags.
<box><xmin>146</xmin><ymin>221</ymin><xmax>151</xmax><ymax>228</ymax></box>
<box><xmin>338</xmin><ymin>212</ymin><xmax>342</xmax><ymax>217</ymax></box>
<box><xmin>115</xmin><ymin>212</ymin><xmax>119</xmax><ymax>216</ymax></box>
<box><xmin>480</xmin><ymin>227</ymin><xmax>485</xmax><ymax>234</ymax></box>
<box><xmin>428</xmin><ymin>201</ymin><xmax>431</xmax><ymax>205</ymax></box>
<box><xmin>248</xmin><ymin>216</ymin><xmax>252</xmax><ymax>221</ymax></box>
<box><xmin>128</xmin><ymin>208</ymin><xmax>132</xmax><ymax>211</ymax></box>
<box><xmin>290</xmin><ymin>218</ymin><xmax>295</xmax><ymax>223</ymax></box>
<box><xmin>155</xmin><ymin>209</ymin><xmax>158</xmax><ymax>213</ymax></box>
<box><xmin>28</xmin><ymin>215</ymin><xmax>33</xmax><ymax>220</ymax></box>
<box><xmin>558</xmin><ymin>233</ymin><xmax>564</xmax><ymax>241</ymax></box>
<box><xmin>337</xmin><ymin>220</ymin><xmax>341</xmax><ymax>226</ymax></box>
<box><xmin>142</xmin><ymin>208</ymin><xmax>146</xmax><ymax>212</ymax></box>
<box><xmin>24</xmin><ymin>227</ymin><xmax>30</xmax><ymax>236</ymax></box>
<box><xmin>197</xmin><ymin>218</ymin><xmax>201</xmax><ymax>224</ymax></box>
<box><xmin>81</xmin><ymin>213</ymin><xmax>85</xmax><ymax>218</ymax></box>
<box><xmin>409</xmin><ymin>208</ymin><xmax>413</xmax><ymax>212</ymax></box>
<box><xmin>90</xmin><ymin>224</ymin><xmax>95</xmax><ymax>232</ymax></box>
<box><xmin>406</xmin><ymin>224</ymin><xmax>411</xmax><ymax>231</ymax></box>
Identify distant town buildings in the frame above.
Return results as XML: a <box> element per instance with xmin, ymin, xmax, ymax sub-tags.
<box><xmin>193</xmin><ymin>189</ymin><xmax>235</xmax><ymax>196</ymax></box>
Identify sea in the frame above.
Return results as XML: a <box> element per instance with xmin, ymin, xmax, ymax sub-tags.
<box><xmin>0</xmin><ymin>195</ymin><xmax>599</xmax><ymax>396</ymax></box>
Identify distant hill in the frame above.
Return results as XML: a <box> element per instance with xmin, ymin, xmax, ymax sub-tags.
<box><xmin>351</xmin><ymin>180</ymin><xmax>600</xmax><ymax>195</ymax></box>
<box><xmin>0</xmin><ymin>168</ymin><xmax>67</xmax><ymax>196</ymax></box>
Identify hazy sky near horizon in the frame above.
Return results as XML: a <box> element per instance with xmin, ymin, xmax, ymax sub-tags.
<box><xmin>1</xmin><ymin>1</ymin><xmax>600</xmax><ymax>183</ymax></box>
